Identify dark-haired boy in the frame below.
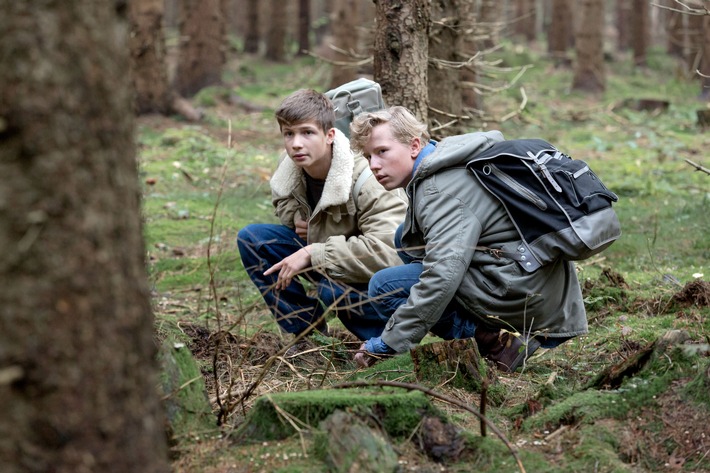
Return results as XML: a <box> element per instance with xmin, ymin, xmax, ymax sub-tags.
<box><xmin>237</xmin><ymin>89</ymin><xmax>406</xmax><ymax>345</ymax></box>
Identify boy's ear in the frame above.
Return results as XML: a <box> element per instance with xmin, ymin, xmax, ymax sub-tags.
<box><xmin>409</xmin><ymin>137</ymin><xmax>422</xmax><ymax>158</ymax></box>
<box><xmin>326</xmin><ymin>127</ymin><xmax>336</xmax><ymax>145</ymax></box>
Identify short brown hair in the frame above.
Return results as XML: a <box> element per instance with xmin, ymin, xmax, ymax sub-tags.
<box><xmin>349</xmin><ymin>106</ymin><xmax>430</xmax><ymax>154</ymax></box>
<box><xmin>275</xmin><ymin>89</ymin><xmax>335</xmax><ymax>133</ymax></box>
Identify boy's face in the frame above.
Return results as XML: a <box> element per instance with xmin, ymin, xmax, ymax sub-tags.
<box><xmin>281</xmin><ymin>122</ymin><xmax>335</xmax><ymax>175</ymax></box>
<box><xmin>361</xmin><ymin>123</ymin><xmax>421</xmax><ymax>190</ymax></box>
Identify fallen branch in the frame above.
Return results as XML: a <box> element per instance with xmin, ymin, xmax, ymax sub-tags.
<box><xmin>685</xmin><ymin>159</ymin><xmax>710</xmax><ymax>175</ymax></box>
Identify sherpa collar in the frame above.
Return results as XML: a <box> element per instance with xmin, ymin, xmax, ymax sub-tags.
<box><xmin>270</xmin><ymin>128</ymin><xmax>354</xmax><ymax>209</ymax></box>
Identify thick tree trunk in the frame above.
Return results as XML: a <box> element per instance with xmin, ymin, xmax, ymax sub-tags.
<box><xmin>0</xmin><ymin>2</ymin><xmax>169</xmax><ymax>472</ymax></box>
<box><xmin>128</xmin><ymin>0</ymin><xmax>173</xmax><ymax>114</ymax></box>
<box><xmin>373</xmin><ymin>0</ymin><xmax>430</xmax><ymax>122</ymax></box>
<box><xmin>572</xmin><ymin>0</ymin><xmax>605</xmax><ymax>93</ymax></box>
<box><xmin>175</xmin><ymin>0</ymin><xmax>226</xmax><ymax>97</ymax></box>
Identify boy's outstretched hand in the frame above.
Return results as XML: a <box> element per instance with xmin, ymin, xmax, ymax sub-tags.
<box><xmin>354</xmin><ymin>338</ymin><xmax>395</xmax><ymax>368</ymax></box>
<box><xmin>263</xmin><ymin>246</ymin><xmax>311</xmax><ymax>290</ymax></box>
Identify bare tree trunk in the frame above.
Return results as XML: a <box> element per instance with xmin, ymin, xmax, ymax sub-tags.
<box><xmin>297</xmin><ymin>0</ymin><xmax>311</xmax><ymax>55</ymax></box>
<box><xmin>616</xmin><ymin>0</ymin><xmax>631</xmax><ymax>51</ymax></box>
<box><xmin>459</xmin><ymin>0</ymin><xmax>480</xmax><ymax>110</ymax></box>
<box><xmin>686</xmin><ymin>6</ymin><xmax>705</xmax><ymax>76</ymax></box>
<box><xmin>373</xmin><ymin>0</ymin><xmax>430</xmax><ymax>122</ymax></box>
<box><xmin>0</xmin><ymin>2</ymin><xmax>169</xmax><ymax>472</ymax></box>
<box><xmin>664</xmin><ymin>0</ymin><xmax>684</xmax><ymax>57</ymax></box>
<box><xmin>175</xmin><ymin>0</ymin><xmax>227</xmax><ymax>97</ymax></box>
<box><xmin>572</xmin><ymin>0</ymin><xmax>605</xmax><ymax>93</ymax></box>
<box><xmin>266</xmin><ymin>0</ymin><xmax>287</xmax><ymax>61</ymax></box>
<box><xmin>129</xmin><ymin>0</ymin><xmax>173</xmax><ymax>114</ymax></box>
<box><xmin>514</xmin><ymin>0</ymin><xmax>536</xmax><ymax>41</ymax></box>
<box><xmin>479</xmin><ymin>0</ymin><xmax>500</xmax><ymax>49</ymax></box>
<box><xmin>701</xmin><ymin>13</ymin><xmax>710</xmax><ymax>99</ymax></box>
<box><xmin>429</xmin><ymin>0</ymin><xmax>469</xmax><ymax>136</ymax></box>
<box><xmin>313</xmin><ymin>0</ymin><xmax>332</xmax><ymax>47</ymax></box>
<box><xmin>548</xmin><ymin>0</ymin><xmax>573</xmax><ymax>62</ymax></box>
<box><xmin>329</xmin><ymin>0</ymin><xmax>361</xmax><ymax>88</ymax></box>
<box><xmin>244</xmin><ymin>0</ymin><xmax>260</xmax><ymax>53</ymax></box>
<box><xmin>631</xmin><ymin>0</ymin><xmax>649</xmax><ymax>66</ymax></box>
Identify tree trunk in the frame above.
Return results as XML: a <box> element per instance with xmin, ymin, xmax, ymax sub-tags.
<box><xmin>243</xmin><ymin>0</ymin><xmax>260</xmax><ymax>53</ymax></box>
<box><xmin>373</xmin><ymin>0</ymin><xmax>430</xmax><ymax>122</ymax></box>
<box><xmin>0</xmin><ymin>2</ymin><xmax>169</xmax><ymax>472</ymax></box>
<box><xmin>631</xmin><ymin>0</ymin><xmax>649</xmax><ymax>66</ymax></box>
<box><xmin>329</xmin><ymin>0</ymin><xmax>362</xmax><ymax>88</ymax></box>
<box><xmin>664</xmin><ymin>0</ymin><xmax>684</xmax><ymax>57</ymax></box>
<box><xmin>313</xmin><ymin>0</ymin><xmax>332</xmax><ymax>47</ymax></box>
<box><xmin>701</xmin><ymin>13</ymin><xmax>710</xmax><ymax>100</ymax></box>
<box><xmin>548</xmin><ymin>0</ymin><xmax>572</xmax><ymax>62</ymax></box>
<box><xmin>572</xmin><ymin>0</ymin><xmax>605</xmax><ymax>93</ymax></box>
<box><xmin>428</xmin><ymin>0</ymin><xmax>468</xmax><ymax>136</ymax></box>
<box><xmin>175</xmin><ymin>0</ymin><xmax>227</xmax><ymax>97</ymax></box>
<box><xmin>128</xmin><ymin>0</ymin><xmax>173</xmax><ymax>114</ymax></box>
<box><xmin>458</xmin><ymin>0</ymin><xmax>480</xmax><ymax>110</ymax></box>
<box><xmin>265</xmin><ymin>0</ymin><xmax>287</xmax><ymax>61</ymax></box>
<box><xmin>616</xmin><ymin>0</ymin><xmax>631</xmax><ymax>51</ymax></box>
<box><xmin>514</xmin><ymin>0</ymin><xmax>536</xmax><ymax>41</ymax></box>
<box><xmin>478</xmin><ymin>0</ymin><xmax>499</xmax><ymax>49</ymax></box>
<box><xmin>687</xmin><ymin>6</ymin><xmax>705</xmax><ymax>76</ymax></box>
<box><xmin>297</xmin><ymin>0</ymin><xmax>311</xmax><ymax>55</ymax></box>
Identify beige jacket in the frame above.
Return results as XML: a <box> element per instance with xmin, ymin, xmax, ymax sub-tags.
<box><xmin>270</xmin><ymin>129</ymin><xmax>407</xmax><ymax>283</ymax></box>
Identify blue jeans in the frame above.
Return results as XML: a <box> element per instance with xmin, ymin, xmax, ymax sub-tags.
<box><xmin>237</xmin><ymin>224</ymin><xmax>389</xmax><ymax>340</ymax></box>
<box><xmin>370</xmin><ymin>224</ymin><xmax>569</xmax><ymax>348</ymax></box>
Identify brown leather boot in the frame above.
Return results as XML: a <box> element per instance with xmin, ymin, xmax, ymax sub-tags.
<box><xmin>474</xmin><ymin>328</ymin><xmax>541</xmax><ymax>373</ymax></box>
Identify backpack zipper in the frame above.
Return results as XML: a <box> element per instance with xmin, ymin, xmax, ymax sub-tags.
<box><xmin>486</xmin><ymin>164</ymin><xmax>548</xmax><ymax>210</ymax></box>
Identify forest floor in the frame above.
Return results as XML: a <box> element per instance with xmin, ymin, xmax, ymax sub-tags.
<box><xmin>143</xmin><ymin>43</ymin><xmax>710</xmax><ymax>472</ymax></box>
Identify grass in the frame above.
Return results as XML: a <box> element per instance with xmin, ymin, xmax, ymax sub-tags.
<box><xmin>141</xmin><ymin>41</ymin><xmax>710</xmax><ymax>472</ymax></box>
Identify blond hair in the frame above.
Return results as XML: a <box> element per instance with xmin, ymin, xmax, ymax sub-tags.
<box><xmin>349</xmin><ymin>106</ymin><xmax>430</xmax><ymax>154</ymax></box>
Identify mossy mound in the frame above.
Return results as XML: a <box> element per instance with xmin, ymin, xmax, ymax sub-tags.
<box><xmin>237</xmin><ymin>388</ymin><xmax>437</xmax><ymax>441</ymax></box>
<box><xmin>158</xmin><ymin>338</ymin><xmax>216</xmax><ymax>444</ymax></box>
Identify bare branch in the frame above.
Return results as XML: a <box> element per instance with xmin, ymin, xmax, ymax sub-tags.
<box><xmin>685</xmin><ymin>159</ymin><xmax>710</xmax><ymax>175</ymax></box>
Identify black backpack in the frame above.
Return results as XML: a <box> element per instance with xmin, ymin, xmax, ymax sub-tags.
<box><xmin>467</xmin><ymin>139</ymin><xmax>621</xmax><ymax>272</ymax></box>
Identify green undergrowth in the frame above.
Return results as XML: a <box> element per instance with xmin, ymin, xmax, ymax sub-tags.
<box><xmin>142</xmin><ymin>44</ymin><xmax>710</xmax><ymax>473</ymax></box>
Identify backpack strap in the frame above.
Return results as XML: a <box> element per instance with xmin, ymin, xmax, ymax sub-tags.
<box><xmin>352</xmin><ymin>167</ymin><xmax>373</xmax><ymax>212</ymax></box>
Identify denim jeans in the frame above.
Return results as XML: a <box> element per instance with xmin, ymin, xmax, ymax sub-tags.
<box><xmin>370</xmin><ymin>224</ymin><xmax>569</xmax><ymax>348</ymax></box>
<box><xmin>237</xmin><ymin>223</ymin><xmax>389</xmax><ymax>340</ymax></box>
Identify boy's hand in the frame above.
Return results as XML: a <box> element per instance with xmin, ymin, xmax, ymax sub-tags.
<box><xmin>354</xmin><ymin>338</ymin><xmax>395</xmax><ymax>368</ymax></box>
<box><xmin>263</xmin><ymin>246</ymin><xmax>311</xmax><ymax>290</ymax></box>
<box><xmin>294</xmin><ymin>218</ymin><xmax>308</xmax><ymax>240</ymax></box>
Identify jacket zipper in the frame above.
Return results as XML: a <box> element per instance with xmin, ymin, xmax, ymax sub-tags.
<box><xmin>488</xmin><ymin>164</ymin><xmax>548</xmax><ymax>210</ymax></box>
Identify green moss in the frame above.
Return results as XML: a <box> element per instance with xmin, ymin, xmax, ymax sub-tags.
<box><xmin>237</xmin><ymin>388</ymin><xmax>436</xmax><ymax>441</ymax></box>
<box><xmin>158</xmin><ymin>338</ymin><xmax>217</xmax><ymax>443</ymax></box>
<box><xmin>680</xmin><ymin>352</ymin><xmax>710</xmax><ymax>405</ymax></box>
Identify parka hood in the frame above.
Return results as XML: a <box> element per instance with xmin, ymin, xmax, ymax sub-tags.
<box><xmin>411</xmin><ymin>130</ymin><xmax>505</xmax><ymax>183</ymax></box>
